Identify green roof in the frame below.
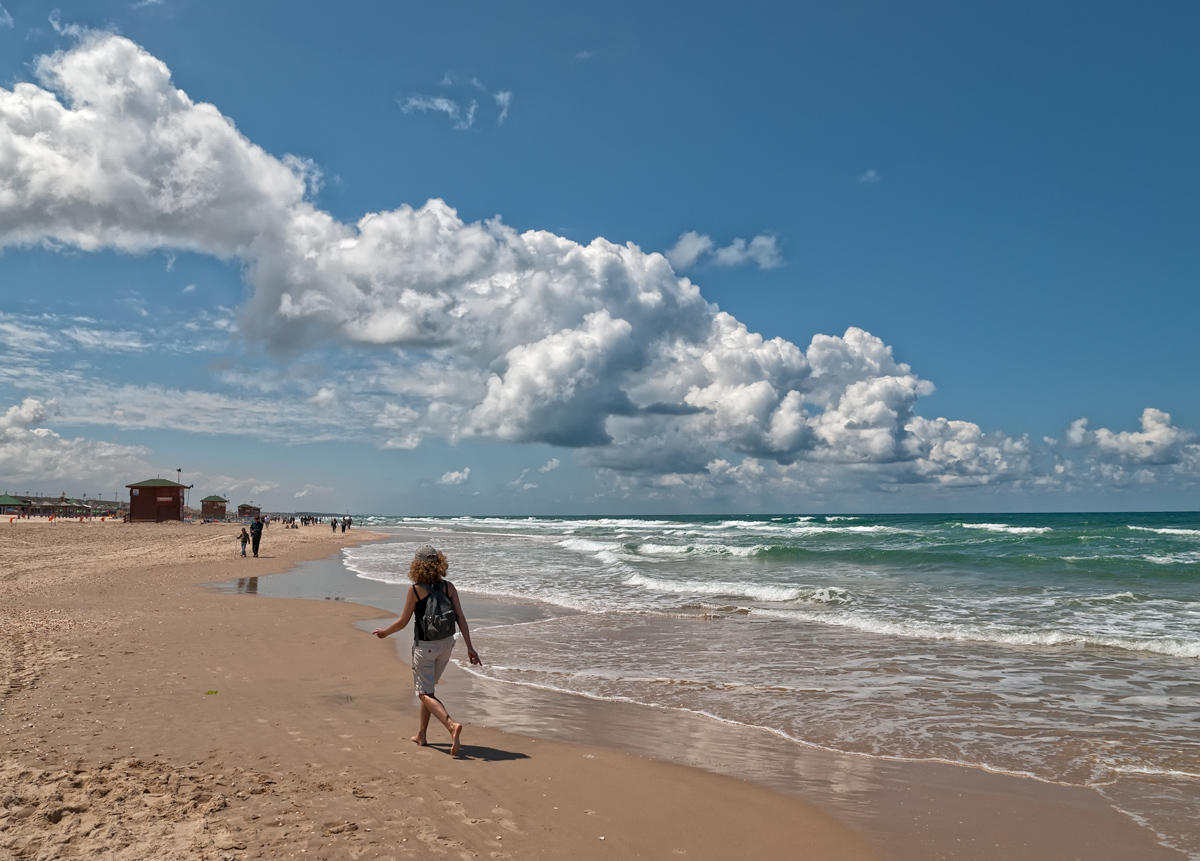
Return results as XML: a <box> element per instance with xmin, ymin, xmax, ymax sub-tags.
<box><xmin>237</xmin><ymin>503</ymin><xmax>259</xmax><ymax>508</ymax></box>
<box><xmin>127</xmin><ymin>478</ymin><xmax>188</xmax><ymax>488</ymax></box>
<box><xmin>0</xmin><ymin>494</ymin><xmax>26</xmax><ymax>506</ymax></box>
<box><xmin>200</xmin><ymin>495</ymin><xmax>228</xmax><ymax>503</ymax></box>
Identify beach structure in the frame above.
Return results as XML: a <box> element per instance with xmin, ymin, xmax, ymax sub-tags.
<box><xmin>1</xmin><ymin>493</ymin><xmax>101</xmax><ymax>517</ymax></box>
<box><xmin>200</xmin><ymin>495</ymin><xmax>229</xmax><ymax>519</ymax></box>
<box><xmin>237</xmin><ymin>503</ymin><xmax>261</xmax><ymax>519</ymax></box>
<box><xmin>127</xmin><ymin>478</ymin><xmax>192</xmax><ymax>522</ymax></box>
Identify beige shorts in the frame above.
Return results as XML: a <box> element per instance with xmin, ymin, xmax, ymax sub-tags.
<box><xmin>411</xmin><ymin>637</ymin><xmax>455</xmax><ymax>697</ymax></box>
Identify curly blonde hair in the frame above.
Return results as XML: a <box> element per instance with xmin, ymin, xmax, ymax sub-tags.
<box><xmin>408</xmin><ymin>551</ymin><xmax>448</xmax><ymax>585</ymax></box>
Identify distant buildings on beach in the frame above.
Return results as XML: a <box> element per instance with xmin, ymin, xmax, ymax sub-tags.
<box><xmin>127</xmin><ymin>477</ymin><xmax>191</xmax><ymax>522</ymax></box>
<box><xmin>2</xmin><ymin>478</ymin><xmax>342</xmax><ymax>523</ymax></box>
<box><xmin>0</xmin><ymin>492</ymin><xmax>116</xmax><ymax>518</ymax></box>
<box><xmin>236</xmin><ymin>502</ymin><xmax>261</xmax><ymax>519</ymax></box>
<box><xmin>200</xmin><ymin>495</ymin><xmax>229</xmax><ymax>519</ymax></box>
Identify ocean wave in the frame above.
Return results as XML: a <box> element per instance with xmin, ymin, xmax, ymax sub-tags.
<box><xmin>624</xmin><ymin>573</ymin><xmax>851</xmax><ymax>604</ymax></box>
<box><xmin>752</xmin><ymin>608</ymin><xmax>1200</xmax><ymax>658</ymax></box>
<box><xmin>1128</xmin><ymin>526</ymin><xmax>1200</xmax><ymax>537</ymax></box>
<box><xmin>636</xmin><ymin>542</ymin><xmax>693</xmax><ymax>554</ymax></box>
<box><xmin>1058</xmin><ymin>555</ymin><xmax>1125</xmax><ymax>562</ymax></box>
<box><xmin>1101</xmin><ymin>764</ymin><xmax>1200</xmax><ymax>781</ymax></box>
<box><xmin>959</xmin><ymin>522</ymin><xmax>1053</xmax><ymax>535</ymax></box>
<box><xmin>791</xmin><ymin>524</ymin><xmax>904</xmax><ymax>535</ymax></box>
<box><xmin>636</xmin><ymin>542</ymin><xmax>766</xmax><ymax>557</ymax></box>
<box><xmin>344</xmin><ymin>565</ymin><xmax>405</xmax><ymax>585</ymax></box>
<box><xmin>454</xmin><ymin>664</ymin><xmax>1072</xmax><ymax>786</ymax></box>
<box><xmin>1073</xmin><ymin>591</ymin><xmax>1139</xmax><ymax>604</ymax></box>
<box><xmin>557</xmin><ymin>537</ymin><xmax>625</xmax><ymax>553</ymax></box>
<box><xmin>1143</xmin><ymin>552</ymin><xmax>1200</xmax><ymax>565</ymax></box>
<box><xmin>593</xmin><ymin>549</ymin><xmax>638</xmax><ymax>570</ymax></box>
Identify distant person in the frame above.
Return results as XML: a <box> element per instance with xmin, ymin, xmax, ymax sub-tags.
<box><xmin>373</xmin><ymin>545</ymin><xmax>481</xmax><ymax>757</ymax></box>
<box><xmin>238</xmin><ymin>527</ymin><xmax>250</xmax><ymax>557</ymax></box>
<box><xmin>340</xmin><ymin>517</ymin><xmax>348</xmax><ymax>533</ymax></box>
<box><xmin>331</xmin><ymin>518</ymin><xmax>337</xmax><ymax>533</ymax></box>
<box><xmin>249</xmin><ymin>516</ymin><xmax>264</xmax><ymax>557</ymax></box>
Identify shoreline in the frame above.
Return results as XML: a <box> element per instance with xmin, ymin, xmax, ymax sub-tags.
<box><xmin>208</xmin><ymin>528</ymin><xmax>1187</xmax><ymax>861</ymax></box>
<box><xmin>1</xmin><ymin>521</ymin><xmax>878</xmax><ymax>860</ymax></box>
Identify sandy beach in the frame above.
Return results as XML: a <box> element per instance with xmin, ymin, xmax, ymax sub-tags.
<box><xmin>0</xmin><ymin>521</ymin><xmax>879</xmax><ymax>860</ymax></box>
<box><xmin>2</xmin><ymin>520</ymin><xmax>1185</xmax><ymax>860</ymax></box>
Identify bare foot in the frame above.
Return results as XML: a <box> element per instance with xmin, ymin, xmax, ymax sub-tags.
<box><xmin>450</xmin><ymin>722</ymin><xmax>463</xmax><ymax>757</ymax></box>
<box><xmin>410</xmin><ymin>734</ymin><xmax>427</xmax><ymax>746</ymax></box>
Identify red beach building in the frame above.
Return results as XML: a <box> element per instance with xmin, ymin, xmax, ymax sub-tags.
<box><xmin>200</xmin><ymin>495</ymin><xmax>228</xmax><ymax>519</ymax></box>
<box><xmin>127</xmin><ymin>478</ymin><xmax>192</xmax><ymax>522</ymax></box>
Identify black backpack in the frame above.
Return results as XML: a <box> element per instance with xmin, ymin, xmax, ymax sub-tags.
<box><xmin>421</xmin><ymin>581</ymin><xmax>457</xmax><ymax>641</ymax></box>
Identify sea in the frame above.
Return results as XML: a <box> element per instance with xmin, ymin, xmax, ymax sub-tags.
<box><xmin>236</xmin><ymin>512</ymin><xmax>1200</xmax><ymax>857</ymax></box>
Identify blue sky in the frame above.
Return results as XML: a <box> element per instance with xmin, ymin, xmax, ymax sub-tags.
<box><xmin>0</xmin><ymin>0</ymin><xmax>1197</xmax><ymax>514</ymax></box>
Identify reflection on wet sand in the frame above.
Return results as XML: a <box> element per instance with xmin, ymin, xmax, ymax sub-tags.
<box><xmin>235</xmin><ymin>577</ymin><xmax>258</xmax><ymax>595</ymax></box>
<box><xmin>443</xmin><ymin>669</ymin><xmax>1181</xmax><ymax>861</ymax></box>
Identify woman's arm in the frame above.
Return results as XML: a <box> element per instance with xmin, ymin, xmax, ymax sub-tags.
<box><xmin>447</xmin><ymin>584</ymin><xmax>482</xmax><ymax>665</ymax></box>
<box><xmin>373</xmin><ymin>586</ymin><xmax>419</xmax><ymax>638</ymax></box>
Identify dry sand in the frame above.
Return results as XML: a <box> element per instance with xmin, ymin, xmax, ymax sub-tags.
<box><xmin>0</xmin><ymin>521</ymin><xmax>880</xmax><ymax>860</ymax></box>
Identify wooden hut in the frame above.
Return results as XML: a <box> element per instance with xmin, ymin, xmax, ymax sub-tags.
<box><xmin>127</xmin><ymin>478</ymin><xmax>191</xmax><ymax>522</ymax></box>
<box><xmin>0</xmin><ymin>494</ymin><xmax>26</xmax><ymax>515</ymax></box>
<box><xmin>200</xmin><ymin>495</ymin><xmax>229</xmax><ymax>519</ymax></box>
<box><xmin>237</xmin><ymin>503</ymin><xmax>261</xmax><ymax>519</ymax></box>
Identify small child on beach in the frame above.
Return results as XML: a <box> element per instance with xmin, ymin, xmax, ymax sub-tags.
<box><xmin>238</xmin><ymin>527</ymin><xmax>250</xmax><ymax>557</ymax></box>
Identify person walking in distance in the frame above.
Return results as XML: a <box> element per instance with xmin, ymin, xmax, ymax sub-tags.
<box><xmin>249</xmin><ymin>515</ymin><xmax>264</xmax><ymax>557</ymax></box>
<box><xmin>373</xmin><ymin>545</ymin><xmax>481</xmax><ymax>756</ymax></box>
<box><xmin>238</xmin><ymin>527</ymin><xmax>250</xmax><ymax>557</ymax></box>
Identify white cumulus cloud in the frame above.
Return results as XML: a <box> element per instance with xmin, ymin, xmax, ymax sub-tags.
<box><xmin>0</xmin><ymin>398</ymin><xmax>151</xmax><ymax>484</ymax></box>
<box><xmin>1065</xmin><ymin>408</ymin><xmax>1194</xmax><ymax>466</ymax></box>
<box><xmin>665</xmin><ymin>231</ymin><xmax>782</xmax><ymax>270</ymax></box>
<box><xmin>1</xmin><ymin>397</ymin><xmax>51</xmax><ymax>430</ymax></box>
<box><xmin>6</xmin><ymin>32</ymin><xmax>1183</xmax><ymax>498</ymax></box>
<box><xmin>438</xmin><ymin>468</ymin><xmax>470</xmax><ymax>485</ymax></box>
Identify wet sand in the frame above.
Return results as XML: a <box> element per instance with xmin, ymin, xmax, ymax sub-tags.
<box><xmin>0</xmin><ymin>520</ymin><xmax>878</xmax><ymax>860</ymax></box>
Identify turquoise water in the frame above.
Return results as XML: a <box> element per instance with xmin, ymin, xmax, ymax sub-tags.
<box><xmin>338</xmin><ymin>512</ymin><xmax>1198</xmax><ymax>857</ymax></box>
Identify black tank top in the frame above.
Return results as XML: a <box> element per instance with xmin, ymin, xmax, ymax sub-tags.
<box><xmin>412</xmin><ymin>581</ymin><xmax>451</xmax><ymax>641</ymax></box>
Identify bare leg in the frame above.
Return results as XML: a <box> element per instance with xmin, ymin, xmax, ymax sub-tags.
<box><xmin>412</xmin><ymin>700</ymin><xmax>431</xmax><ymax>745</ymax></box>
<box><xmin>418</xmin><ymin>694</ymin><xmax>463</xmax><ymax>756</ymax></box>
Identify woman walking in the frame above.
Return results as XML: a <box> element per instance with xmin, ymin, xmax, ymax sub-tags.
<box><xmin>374</xmin><ymin>545</ymin><xmax>481</xmax><ymax>756</ymax></box>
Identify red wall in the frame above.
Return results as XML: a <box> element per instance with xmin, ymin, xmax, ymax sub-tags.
<box><xmin>129</xmin><ymin>487</ymin><xmax>184</xmax><ymax>522</ymax></box>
